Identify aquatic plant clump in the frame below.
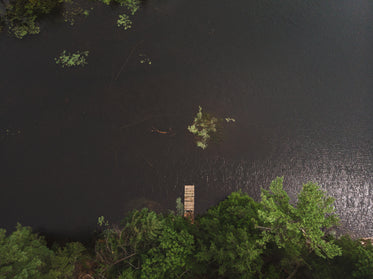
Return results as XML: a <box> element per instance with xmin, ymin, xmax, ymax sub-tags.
<box><xmin>117</xmin><ymin>13</ymin><xmax>132</xmax><ymax>29</ymax></box>
<box><xmin>139</xmin><ymin>53</ymin><xmax>151</xmax><ymax>64</ymax></box>
<box><xmin>9</xmin><ymin>21</ymin><xmax>40</xmax><ymax>39</ymax></box>
<box><xmin>188</xmin><ymin>106</ymin><xmax>218</xmax><ymax>150</ymax></box>
<box><xmin>55</xmin><ymin>50</ymin><xmax>89</xmax><ymax>68</ymax></box>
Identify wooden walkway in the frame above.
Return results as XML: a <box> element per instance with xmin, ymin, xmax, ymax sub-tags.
<box><xmin>184</xmin><ymin>185</ymin><xmax>195</xmax><ymax>223</ymax></box>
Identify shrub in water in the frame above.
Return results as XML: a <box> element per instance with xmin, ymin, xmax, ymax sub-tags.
<box><xmin>188</xmin><ymin>106</ymin><xmax>235</xmax><ymax>149</ymax></box>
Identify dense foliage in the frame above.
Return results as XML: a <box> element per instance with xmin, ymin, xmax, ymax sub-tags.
<box><xmin>95</xmin><ymin>210</ymin><xmax>194</xmax><ymax>279</ymax></box>
<box><xmin>0</xmin><ymin>0</ymin><xmax>62</xmax><ymax>38</ymax></box>
<box><xmin>0</xmin><ymin>224</ymin><xmax>86</xmax><ymax>279</ymax></box>
<box><xmin>55</xmin><ymin>50</ymin><xmax>89</xmax><ymax>68</ymax></box>
<box><xmin>0</xmin><ymin>0</ymin><xmax>140</xmax><ymax>38</ymax></box>
<box><xmin>1</xmin><ymin>178</ymin><xmax>373</xmax><ymax>278</ymax></box>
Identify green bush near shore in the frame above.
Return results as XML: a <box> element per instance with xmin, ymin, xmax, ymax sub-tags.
<box><xmin>1</xmin><ymin>178</ymin><xmax>373</xmax><ymax>278</ymax></box>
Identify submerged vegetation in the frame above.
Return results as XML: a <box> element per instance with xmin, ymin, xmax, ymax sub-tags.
<box><xmin>2</xmin><ymin>177</ymin><xmax>373</xmax><ymax>278</ymax></box>
<box><xmin>138</xmin><ymin>53</ymin><xmax>151</xmax><ymax>64</ymax></box>
<box><xmin>188</xmin><ymin>106</ymin><xmax>235</xmax><ymax>149</ymax></box>
<box><xmin>55</xmin><ymin>50</ymin><xmax>89</xmax><ymax>68</ymax></box>
<box><xmin>117</xmin><ymin>13</ymin><xmax>132</xmax><ymax>30</ymax></box>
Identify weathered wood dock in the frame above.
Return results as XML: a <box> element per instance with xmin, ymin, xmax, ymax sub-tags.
<box><xmin>184</xmin><ymin>185</ymin><xmax>195</xmax><ymax>223</ymax></box>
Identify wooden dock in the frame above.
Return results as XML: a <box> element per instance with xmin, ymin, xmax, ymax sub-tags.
<box><xmin>184</xmin><ymin>185</ymin><xmax>195</xmax><ymax>223</ymax></box>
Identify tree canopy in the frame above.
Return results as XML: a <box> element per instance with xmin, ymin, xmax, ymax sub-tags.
<box><xmin>1</xmin><ymin>177</ymin><xmax>373</xmax><ymax>278</ymax></box>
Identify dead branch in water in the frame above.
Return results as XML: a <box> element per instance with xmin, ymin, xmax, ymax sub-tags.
<box><xmin>114</xmin><ymin>40</ymin><xmax>144</xmax><ymax>82</ymax></box>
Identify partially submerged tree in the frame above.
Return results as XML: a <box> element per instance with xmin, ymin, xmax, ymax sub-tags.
<box><xmin>188</xmin><ymin>106</ymin><xmax>235</xmax><ymax>149</ymax></box>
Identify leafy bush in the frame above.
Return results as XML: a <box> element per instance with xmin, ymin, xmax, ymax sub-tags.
<box><xmin>55</xmin><ymin>50</ymin><xmax>89</xmax><ymax>68</ymax></box>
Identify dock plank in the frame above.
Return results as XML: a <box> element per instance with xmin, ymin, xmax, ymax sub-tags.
<box><xmin>184</xmin><ymin>185</ymin><xmax>195</xmax><ymax>222</ymax></box>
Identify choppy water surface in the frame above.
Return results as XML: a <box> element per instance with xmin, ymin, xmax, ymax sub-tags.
<box><xmin>0</xmin><ymin>0</ymin><xmax>372</xmax><ymax>237</ymax></box>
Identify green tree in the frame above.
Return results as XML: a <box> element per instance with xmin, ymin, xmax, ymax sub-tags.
<box><xmin>0</xmin><ymin>224</ymin><xmax>52</xmax><ymax>279</ymax></box>
<box><xmin>0</xmin><ymin>223</ymin><xmax>87</xmax><ymax>279</ymax></box>
<box><xmin>194</xmin><ymin>191</ymin><xmax>264</xmax><ymax>278</ymax></box>
<box><xmin>139</xmin><ymin>216</ymin><xmax>194</xmax><ymax>279</ymax></box>
<box><xmin>43</xmin><ymin>242</ymin><xmax>86</xmax><ymax>279</ymax></box>
<box><xmin>95</xmin><ymin>209</ymin><xmax>194</xmax><ymax>279</ymax></box>
<box><xmin>333</xmin><ymin>236</ymin><xmax>373</xmax><ymax>279</ymax></box>
<box><xmin>257</xmin><ymin>177</ymin><xmax>341</xmax><ymax>278</ymax></box>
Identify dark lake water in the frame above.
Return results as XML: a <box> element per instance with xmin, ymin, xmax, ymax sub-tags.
<box><xmin>0</xmin><ymin>0</ymin><xmax>372</xmax><ymax>238</ymax></box>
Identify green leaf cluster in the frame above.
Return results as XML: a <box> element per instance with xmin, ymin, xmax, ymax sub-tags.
<box><xmin>175</xmin><ymin>197</ymin><xmax>184</xmax><ymax>216</ymax></box>
<box><xmin>258</xmin><ymin>177</ymin><xmax>341</xmax><ymax>258</ymax></box>
<box><xmin>188</xmin><ymin>106</ymin><xmax>235</xmax><ymax>149</ymax></box>
<box><xmin>95</xmin><ymin>209</ymin><xmax>194</xmax><ymax>279</ymax></box>
<box><xmin>117</xmin><ymin>14</ymin><xmax>132</xmax><ymax>30</ymax></box>
<box><xmin>194</xmin><ymin>191</ymin><xmax>264</xmax><ymax>278</ymax></box>
<box><xmin>0</xmin><ymin>224</ymin><xmax>86</xmax><ymax>279</ymax></box>
<box><xmin>55</xmin><ymin>50</ymin><xmax>89</xmax><ymax>68</ymax></box>
<box><xmin>0</xmin><ymin>0</ymin><xmax>62</xmax><ymax>39</ymax></box>
<box><xmin>256</xmin><ymin>177</ymin><xmax>342</xmax><ymax>277</ymax></box>
<box><xmin>0</xmin><ymin>224</ymin><xmax>52</xmax><ymax>279</ymax></box>
<box><xmin>188</xmin><ymin>106</ymin><xmax>218</xmax><ymax>149</ymax></box>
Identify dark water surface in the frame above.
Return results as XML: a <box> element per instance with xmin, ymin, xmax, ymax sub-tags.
<box><xmin>0</xmin><ymin>0</ymin><xmax>372</xmax><ymax>237</ymax></box>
